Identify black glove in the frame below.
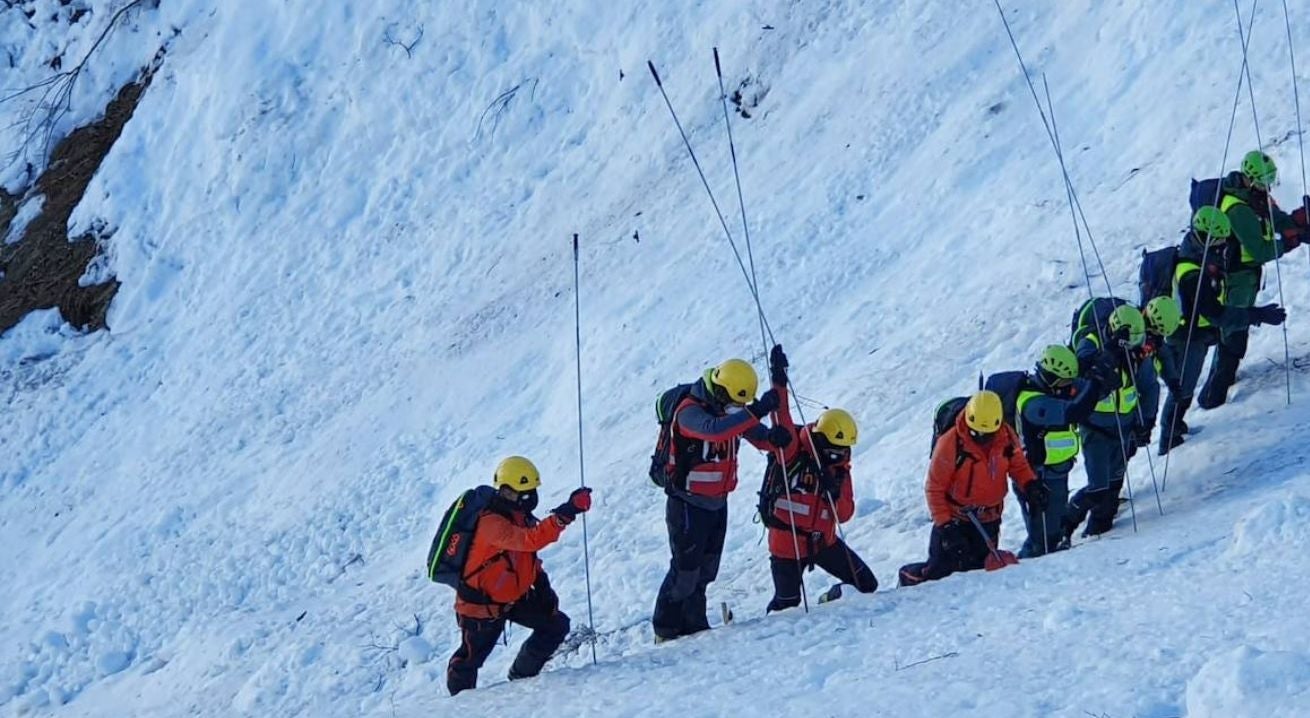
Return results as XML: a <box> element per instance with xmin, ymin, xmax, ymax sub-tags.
<box><xmin>1294</xmin><ymin>197</ymin><xmax>1309</xmax><ymax>227</ymax></box>
<box><xmin>767</xmin><ymin>424</ymin><xmax>792</xmax><ymax>449</ymax></box>
<box><xmin>819</xmin><ymin>467</ymin><xmax>846</xmax><ymax>500</ymax></box>
<box><xmin>746</xmin><ymin>388</ymin><xmax>781</xmax><ymax>417</ymax></box>
<box><xmin>552</xmin><ymin>487</ymin><xmax>592</xmax><ymax>524</ymax></box>
<box><xmin>1024</xmin><ymin>481</ymin><xmax>1050</xmax><ymax>511</ymax></box>
<box><xmin>1131</xmin><ymin>426</ymin><xmax>1152</xmax><ymax>449</ymax></box>
<box><xmin>769</xmin><ymin>344</ymin><xmax>789</xmax><ymax>387</ymax></box>
<box><xmin>938</xmin><ymin>520</ymin><xmax>969</xmax><ymax>555</ymax></box>
<box><xmin>1250</xmin><ymin>304</ymin><xmax>1287</xmax><ymax>326</ymax></box>
<box><xmin>1086</xmin><ymin>350</ymin><xmax>1119</xmax><ymax>393</ymax></box>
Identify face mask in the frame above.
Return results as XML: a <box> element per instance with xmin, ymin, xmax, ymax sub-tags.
<box><xmin>516</xmin><ymin>489</ymin><xmax>540</xmax><ymax>513</ymax></box>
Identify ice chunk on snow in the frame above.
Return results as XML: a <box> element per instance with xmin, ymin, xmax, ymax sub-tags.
<box><xmin>1186</xmin><ymin>645</ymin><xmax>1310</xmax><ymax>717</ymax></box>
<box><xmin>96</xmin><ymin>650</ymin><xmax>132</xmax><ymax>677</ymax></box>
<box><xmin>0</xmin><ymin>309</ymin><xmax>73</xmax><ymax>363</ymax></box>
<box><xmin>398</xmin><ymin>636</ymin><xmax>432</xmax><ymax>666</ymax></box>
<box><xmin>1223</xmin><ymin>495</ymin><xmax>1310</xmax><ymax>560</ymax></box>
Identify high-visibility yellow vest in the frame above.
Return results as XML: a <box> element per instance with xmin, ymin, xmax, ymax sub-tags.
<box><xmin>1221</xmin><ymin>193</ymin><xmax>1274</xmax><ymax>265</ymax></box>
<box><xmin>1085</xmin><ymin>335</ymin><xmax>1139</xmax><ymax>415</ymax></box>
<box><xmin>1174</xmin><ymin>259</ymin><xmax>1225</xmax><ymax>329</ymax></box>
<box><xmin>1016</xmin><ymin>389</ymin><xmax>1081</xmax><ymax>465</ymax></box>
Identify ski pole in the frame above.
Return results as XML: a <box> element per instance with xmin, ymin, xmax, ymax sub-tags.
<box><xmin>1163</xmin><ymin>0</ymin><xmax>1258</xmax><ymax>492</ymax></box>
<box><xmin>1040</xmin><ymin>502</ymin><xmax>1050</xmax><ymax>556</ymax></box>
<box><xmin>1231</xmin><ymin>0</ymin><xmax>1293</xmax><ymax>406</ymax></box>
<box><xmin>993</xmin><ymin>3</ymin><xmax>1140</xmax><ymax>534</ymax></box>
<box><xmin>1281</xmin><ymin>0</ymin><xmax>1310</xmax><ymax>268</ymax></box>
<box><xmin>647</xmin><ymin>60</ymin><xmax>777</xmax><ymax>345</ymax></box>
<box><xmin>571</xmin><ymin>234</ymin><xmax>598</xmax><ymax>666</ymax></box>
<box><xmin>713</xmin><ymin>47</ymin><xmax>770</xmax><ymax>357</ymax></box>
<box><xmin>1121</xmin><ymin>344</ymin><xmax>1164</xmax><ymax>517</ymax></box>
<box><xmin>651</xmin><ymin>55</ymin><xmax>812</xmax><ymax>610</ymax></box>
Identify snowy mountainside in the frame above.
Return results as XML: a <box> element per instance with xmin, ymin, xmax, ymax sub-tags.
<box><xmin>3</xmin><ymin>0</ymin><xmax>1310</xmax><ymax>715</ymax></box>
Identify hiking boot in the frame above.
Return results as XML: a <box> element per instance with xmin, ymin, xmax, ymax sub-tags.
<box><xmin>1157</xmin><ymin>433</ymin><xmax>1185</xmax><ymax>456</ymax></box>
<box><xmin>817</xmin><ymin>584</ymin><xmax>843</xmax><ymax>605</ymax></box>
<box><xmin>1177</xmin><ymin>419</ymin><xmax>1190</xmax><ymax>435</ymax></box>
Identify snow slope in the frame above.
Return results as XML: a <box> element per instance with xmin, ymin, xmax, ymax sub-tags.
<box><xmin>3</xmin><ymin>0</ymin><xmax>1310</xmax><ymax>715</ymax></box>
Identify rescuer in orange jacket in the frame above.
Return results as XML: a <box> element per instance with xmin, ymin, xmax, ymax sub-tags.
<box><xmin>446</xmin><ymin>456</ymin><xmax>592</xmax><ymax>696</ymax></box>
<box><xmin>759</xmin><ymin>346</ymin><xmax>877</xmax><ymax>611</ymax></box>
<box><xmin>898</xmin><ymin>390</ymin><xmax>1041</xmax><ymax>587</ymax></box>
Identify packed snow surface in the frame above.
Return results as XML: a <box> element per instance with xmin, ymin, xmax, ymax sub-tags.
<box><xmin>3</xmin><ymin>0</ymin><xmax>1310</xmax><ymax>715</ymax></box>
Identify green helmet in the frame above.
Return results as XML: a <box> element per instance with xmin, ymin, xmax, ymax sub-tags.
<box><xmin>1241</xmin><ymin>150</ymin><xmax>1278</xmax><ymax>190</ymax></box>
<box><xmin>1143</xmin><ymin>296</ymin><xmax>1182</xmax><ymax>338</ymax></box>
<box><xmin>1109</xmin><ymin>305</ymin><xmax>1146</xmax><ymax>348</ymax></box>
<box><xmin>1037</xmin><ymin>344</ymin><xmax>1079</xmax><ymax>384</ymax></box>
<box><xmin>1192</xmin><ymin>206</ymin><xmax>1232</xmax><ymax>244</ymax></box>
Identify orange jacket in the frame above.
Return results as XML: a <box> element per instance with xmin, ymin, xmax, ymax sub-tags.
<box><xmin>765</xmin><ymin>393</ymin><xmax>856</xmax><ymax>559</ymax></box>
<box><xmin>454</xmin><ymin>508</ymin><xmax>566</xmax><ymax>619</ymax></box>
<box><xmin>926</xmin><ymin>412</ymin><xmax>1036</xmax><ymax>526</ymax></box>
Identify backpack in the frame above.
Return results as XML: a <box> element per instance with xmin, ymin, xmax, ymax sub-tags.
<box><xmin>929</xmin><ymin>395</ymin><xmax>1015</xmax><ymax>470</ymax></box>
<box><xmin>756</xmin><ymin>458</ymin><xmax>791</xmax><ymax>530</ymax></box>
<box><xmin>1069</xmin><ymin>296</ymin><xmax>1127</xmax><ymax>346</ymax></box>
<box><xmin>983</xmin><ymin>370</ymin><xmax>1027</xmax><ymax>429</ymax></box>
<box><xmin>1189</xmin><ymin>177</ymin><xmax>1224</xmax><ymax>212</ymax></box>
<box><xmin>930</xmin><ymin>396</ymin><xmax>969</xmax><ymax>458</ymax></box>
<box><xmin>425</xmin><ymin>485</ymin><xmax>498</xmax><ymax>599</ymax></box>
<box><xmin>756</xmin><ymin>450</ymin><xmax>832</xmax><ymax>532</ymax></box>
<box><xmin>1138</xmin><ymin>246</ymin><xmax>1179</xmax><ymax>306</ymax></box>
<box><xmin>648</xmin><ymin>382</ymin><xmax>696</xmax><ymax>488</ymax></box>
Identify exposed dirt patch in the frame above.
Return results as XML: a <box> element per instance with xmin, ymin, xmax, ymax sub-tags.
<box><xmin>0</xmin><ymin>71</ymin><xmax>152</xmax><ymax>334</ymax></box>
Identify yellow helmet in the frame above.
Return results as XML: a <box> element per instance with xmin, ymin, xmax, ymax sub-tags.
<box><xmin>965</xmin><ymin>390</ymin><xmax>1004</xmax><ymax>434</ymax></box>
<box><xmin>813</xmin><ymin>409</ymin><xmax>858</xmax><ymax>447</ymax></box>
<box><xmin>710</xmin><ymin>358</ymin><xmax>758</xmax><ymax>404</ymax></box>
<box><xmin>493</xmin><ymin>456</ymin><xmax>541</xmax><ymax>491</ymax></box>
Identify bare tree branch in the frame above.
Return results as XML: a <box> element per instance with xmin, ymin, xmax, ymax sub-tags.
<box><xmin>382</xmin><ymin>24</ymin><xmax>423</xmax><ymax>59</ymax></box>
<box><xmin>1</xmin><ymin>0</ymin><xmax>146</xmax><ymax>173</ymax></box>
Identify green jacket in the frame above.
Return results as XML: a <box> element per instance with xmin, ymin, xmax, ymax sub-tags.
<box><xmin>1220</xmin><ymin>172</ymin><xmax>1298</xmax><ymax>267</ymax></box>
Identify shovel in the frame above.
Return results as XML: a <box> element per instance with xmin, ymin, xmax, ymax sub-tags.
<box><xmin>965</xmin><ymin>509</ymin><xmax>1019</xmax><ymax>571</ymax></box>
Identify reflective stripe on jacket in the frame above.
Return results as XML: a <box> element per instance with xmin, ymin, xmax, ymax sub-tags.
<box><xmin>1222</xmin><ymin>193</ymin><xmax>1274</xmax><ymax>266</ymax></box>
<box><xmin>764</xmin><ymin>390</ymin><xmax>855</xmax><ymax>559</ymax></box>
<box><xmin>1083</xmin><ymin>334</ymin><xmax>1139</xmax><ymax>416</ymax></box>
<box><xmin>1016</xmin><ymin>389</ymin><xmax>1080</xmax><ymax>465</ymax></box>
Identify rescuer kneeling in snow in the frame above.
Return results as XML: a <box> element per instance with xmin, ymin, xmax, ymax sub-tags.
<box><xmin>899</xmin><ymin>391</ymin><xmax>1039</xmax><ymax>586</ymax></box>
<box><xmin>758</xmin><ymin>347</ymin><xmax>877</xmax><ymax>610</ymax></box>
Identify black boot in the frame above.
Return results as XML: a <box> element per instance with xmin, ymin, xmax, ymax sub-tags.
<box><xmin>1157</xmin><ymin>433</ymin><xmax>1186</xmax><ymax>456</ymax></box>
<box><xmin>1199</xmin><ymin>347</ymin><xmax>1241</xmax><ymax>409</ymax></box>
<box><xmin>817</xmin><ymin>584</ymin><xmax>843</xmax><ymax>604</ymax></box>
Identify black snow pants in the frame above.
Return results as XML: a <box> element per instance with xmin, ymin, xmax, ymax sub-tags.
<box><xmin>897</xmin><ymin>519</ymin><xmax>1000</xmax><ymax>587</ymax></box>
<box><xmin>765</xmin><ymin>538</ymin><xmax>878</xmax><ymax>612</ymax></box>
<box><xmin>651</xmin><ymin>495</ymin><xmax>727</xmax><ymax>641</ymax></box>
<box><xmin>446</xmin><ymin>579</ymin><xmax>570</xmax><ymax>696</ymax></box>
